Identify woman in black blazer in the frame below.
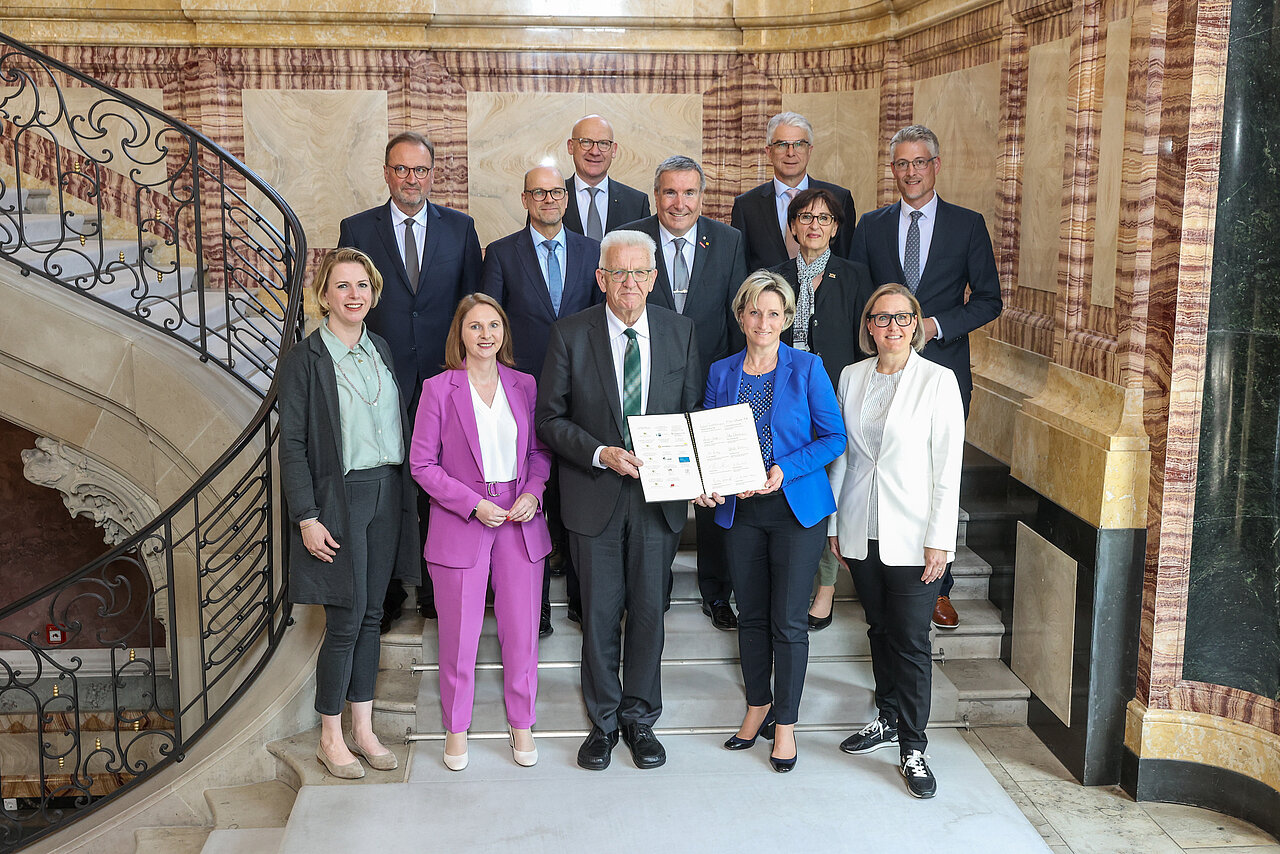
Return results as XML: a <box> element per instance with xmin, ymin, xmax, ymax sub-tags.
<box><xmin>768</xmin><ymin>187</ymin><xmax>875</xmax><ymax>632</ymax></box>
<box><xmin>278</xmin><ymin>248</ymin><xmax>420</xmax><ymax>780</ymax></box>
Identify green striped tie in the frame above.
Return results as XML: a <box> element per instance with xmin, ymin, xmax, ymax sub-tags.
<box><xmin>622</xmin><ymin>328</ymin><xmax>641</xmax><ymax>448</ymax></box>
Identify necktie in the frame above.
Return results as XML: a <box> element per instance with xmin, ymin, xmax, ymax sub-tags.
<box><xmin>904</xmin><ymin>210</ymin><xmax>923</xmax><ymax>293</ymax></box>
<box><xmin>783</xmin><ymin>187</ymin><xmax>800</xmax><ymax>259</ymax></box>
<box><xmin>403</xmin><ymin>218</ymin><xmax>420</xmax><ymax>294</ymax></box>
<box><xmin>585</xmin><ymin>186</ymin><xmax>604</xmax><ymax>242</ymax></box>
<box><xmin>543</xmin><ymin>239</ymin><xmax>563</xmax><ymax>316</ymax></box>
<box><xmin>622</xmin><ymin>328</ymin><xmax>641</xmax><ymax>448</ymax></box>
<box><xmin>672</xmin><ymin>237</ymin><xmax>690</xmax><ymax>314</ymax></box>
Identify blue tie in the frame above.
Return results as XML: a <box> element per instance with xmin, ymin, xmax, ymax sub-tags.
<box><xmin>904</xmin><ymin>210</ymin><xmax>923</xmax><ymax>293</ymax></box>
<box><xmin>543</xmin><ymin>239</ymin><xmax>563</xmax><ymax>315</ymax></box>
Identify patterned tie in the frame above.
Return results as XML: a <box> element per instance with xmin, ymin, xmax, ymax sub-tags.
<box><xmin>622</xmin><ymin>328</ymin><xmax>641</xmax><ymax>448</ymax></box>
<box><xmin>783</xmin><ymin>187</ymin><xmax>801</xmax><ymax>259</ymax></box>
<box><xmin>671</xmin><ymin>237</ymin><xmax>690</xmax><ymax>314</ymax></box>
<box><xmin>543</xmin><ymin>239</ymin><xmax>563</xmax><ymax>315</ymax></box>
<box><xmin>403</xmin><ymin>218</ymin><xmax>420</xmax><ymax>294</ymax></box>
<box><xmin>904</xmin><ymin>210</ymin><xmax>923</xmax><ymax>293</ymax></box>
<box><xmin>585</xmin><ymin>186</ymin><xmax>604</xmax><ymax>241</ymax></box>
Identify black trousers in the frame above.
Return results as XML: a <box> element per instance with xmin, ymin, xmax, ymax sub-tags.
<box><xmin>848</xmin><ymin>539</ymin><xmax>942</xmax><ymax>754</ymax></box>
<box><xmin>694</xmin><ymin>503</ymin><xmax>732</xmax><ymax>605</ymax></box>
<box><xmin>316</xmin><ymin>465</ymin><xmax>400</xmax><ymax>716</ymax></box>
<box><xmin>571</xmin><ymin>478</ymin><xmax>678</xmax><ymax>732</ymax></box>
<box><xmin>723</xmin><ymin>492</ymin><xmax>826</xmax><ymax>726</ymax></box>
<box><xmin>541</xmin><ymin>458</ymin><xmax>580</xmax><ymax>612</ymax></box>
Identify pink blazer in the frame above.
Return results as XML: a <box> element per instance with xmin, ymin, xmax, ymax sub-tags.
<box><xmin>410</xmin><ymin>365</ymin><xmax>553</xmax><ymax>568</ymax></box>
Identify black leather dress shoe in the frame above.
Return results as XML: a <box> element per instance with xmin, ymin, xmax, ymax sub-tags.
<box><xmin>620</xmin><ymin>723</ymin><xmax>666</xmax><ymax>769</ymax></box>
<box><xmin>418</xmin><ymin>601</ymin><xmax>437</xmax><ymax>620</ymax></box>
<box><xmin>702</xmin><ymin>600</ymin><xmax>738</xmax><ymax>631</ymax></box>
<box><xmin>539</xmin><ymin>602</ymin><xmax>554</xmax><ymax>638</ymax></box>
<box><xmin>577</xmin><ymin>726</ymin><xmax>619</xmax><ymax>770</ymax></box>
<box><xmin>566</xmin><ymin>605</ymin><xmax>582</xmax><ymax>626</ymax></box>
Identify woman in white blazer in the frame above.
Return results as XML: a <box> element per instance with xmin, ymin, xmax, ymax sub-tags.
<box><xmin>827</xmin><ymin>283</ymin><xmax>964</xmax><ymax>799</ymax></box>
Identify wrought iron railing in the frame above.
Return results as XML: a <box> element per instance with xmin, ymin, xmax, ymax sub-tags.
<box><xmin>0</xmin><ymin>34</ymin><xmax>306</xmax><ymax>851</ymax></box>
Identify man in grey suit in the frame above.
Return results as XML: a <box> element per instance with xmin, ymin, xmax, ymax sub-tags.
<box><xmin>481</xmin><ymin>163</ymin><xmax>601</xmax><ymax>636</ymax></box>
<box><xmin>536</xmin><ymin>230</ymin><xmax>702</xmax><ymax>771</ymax></box>
<box><xmin>618</xmin><ymin>155</ymin><xmax>747</xmax><ymax>632</ymax></box>
<box><xmin>562</xmin><ymin>115</ymin><xmax>651</xmax><ymax>240</ymax></box>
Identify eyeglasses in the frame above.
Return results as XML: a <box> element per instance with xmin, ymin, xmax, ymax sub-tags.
<box><xmin>796</xmin><ymin>212</ymin><xmax>834</xmax><ymax>226</ymax></box>
<box><xmin>869</xmin><ymin>312</ymin><xmax>917</xmax><ymax>327</ymax></box>
<box><xmin>387</xmin><ymin>164</ymin><xmax>431</xmax><ymax>178</ymax></box>
<box><xmin>891</xmin><ymin>156</ymin><xmax>937</xmax><ymax>173</ymax></box>
<box><xmin>572</xmin><ymin>138</ymin><xmax>615</xmax><ymax>151</ymax></box>
<box><xmin>524</xmin><ymin>187</ymin><xmax>568</xmax><ymax>201</ymax></box>
<box><xmin>768</xmin><ymin>140</ymin><xmax>812</xmax><ymax>152</ymax></box>
<box><xmin>600</xmin><ymin>267</ymin><xmax>655</xmax><ymax>283</ymax></box>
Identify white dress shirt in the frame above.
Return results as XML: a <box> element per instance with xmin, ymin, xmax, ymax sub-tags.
<box><xmin>774</xmin><ymin>174</ymin><xmax>810</xmax><ymax>234</ymax></box>
<box><xmin>388</xmin><ymin>200</ymin><xmax>426</xmax><ymax>271</ymax></box>
<box><xmin>574</xmin><ymin>174</ymin><xmax>610</xmax><ymax>230</ymax></box>
<box><xmin>658</xmin><ymin>221</ymin><xmax>698</xmax><ymax>293</ymax></box>
<box><xmin>592</xmin><ymin>305</ymin><xmax>652</xmax><ymax>468</ymax></box>
<box><xmin>897</xmin><ymin>193</ymin><xmax>942</xmax><ymax>339</ymax></box>
<box><xmin>471</xmin><ymin>378</ymin><xmax>518</xmax><ymax>482</ymax></box>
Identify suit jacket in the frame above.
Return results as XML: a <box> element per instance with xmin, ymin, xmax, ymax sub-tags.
<box><xmin>770</xmin><ymin>254</ymin><xmax>876</xmax><ymax>391</ymax></box>
<box><xmin>337</xmin><ymin>200</ymin><xmax>483</xmax><ymax>406</ymax></box>
<box><xmin>480</xmin><ymin>227</ymin><xmax>602</xmax><ymax>377</ymax></box>
<box><xmin>535</xmin><ymin>305</ymin><xmax>702</xmax><ymax>537</ymax></box>
<box><xmin>849</xmin><ymin>197</ymin><xmax>1002</xmax><ymax>410</ymax></box>
<box><xmin>730</xmin><ymin>178</ymin><xmax>857</xmax><ymax>273</ymax></box>
<box><xmin>563</xmin><ymin>175</ymin><xmax>651</xmax><ymax>236</ymax></box>
<box><xmin>703</xmin><ymin>344</ymin><xmax>845</xmax><ymax>530</ymax></box>
<box><xmin>278</xmin><ymin>329</ymin><xmax>421</xmax><ymax>607</ymax></box>
<box><xmin>409</xmin><ymin>365</ymin><xmax>553</xmax><ymax>568</ymax></box>
<box><xmin>827</xmin><ymin>349</ymin><xmax>965</xmax><ymax>565</ymax></box>
<box><xmin>617</xmin><ymin>214</ymin><xmax>747</xmax><ymax>380</ymax></box>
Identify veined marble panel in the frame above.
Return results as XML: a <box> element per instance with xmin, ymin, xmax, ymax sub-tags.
<box><xmin>1013</xmin><ymin>523</ymin><xmax>1077</xmax><ymax>726</ymax></box>
<box><xmin>1127</xmin><ymin>702</ymin><xmax>1280</xmax><ymax>793</ymax></box>
<box><xmin>912</xmin><ymin>59</ymin><xmax>1001</xmax><ymax>237</ymax></box>
<box><xmin>467</xmin><ymin>92</ymin><xmax>700</xmax><ymax>247</ymax></box>
<box><xmin>1018</xmin><ymin>36</ymin><xmax>1071</xmax><ymax>292</ymax></box>
<box><xmin>968</xmin><ymin>330</ymin><xmax>1050</xmax><ymax>465</ymax></box>
<box><xmin>1091</xmin><ymin>17</ymin><xmax>1132</xmax><ymax>309</ymax></box>
<box><xmin>782</xmin><ymin>89</ymin><xmax>880</xmax><ymax>221</ymax></box>
<box><xmin>241</xmin><ymin>89</ymin><xmax>388</xmax><ymax>250</ymax></box>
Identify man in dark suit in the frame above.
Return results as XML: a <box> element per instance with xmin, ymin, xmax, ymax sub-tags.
<box><xmin>536</xmin><ymin>230</ymin><xmax>702</xmax><ymax>771</ymax></box>
<box><xmin>731</xmin><ymin>111</ymin><xmax>857</xmax><ymax>273</ymax></box>
<box><xmin>481</xmin><ymin>163</ymin><xmax>601</xmax><ymax>636</ymax></box>
<box><xmin>562</xmin><ymin>115</ymin><xmax>650</xmax><ymax>241</ymax></box>
<box><xmin>338</xmin><ymin>131</ymin><xmax>482</xmax><ymax>628</ymax></box>
<box><xmin>850</xmin><ymin>123</ymin><xmax>1003</xmax><ymax>630</ymax></box>
<box><xmin>618</xmin><ymin>155</ymin><xmax>747</xmax><ymax>632</ymax></box>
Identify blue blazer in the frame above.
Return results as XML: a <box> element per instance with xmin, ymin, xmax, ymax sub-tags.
<box><xmin>703</xmin><ymin>344</ymin><xmax>846</xmax><ymax>529</ymax></box>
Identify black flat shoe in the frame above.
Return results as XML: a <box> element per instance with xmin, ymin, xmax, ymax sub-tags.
<box><xmin>770</xmin><ymin>751</ymin><xmax>797</xmax><ymax>772</ymax></box>
<box><xmin>807</xmin><ymin>611</ymin><xmax>833</xmax><ymax>631</ymax></box>
<box><xmin>723</xmin><ymin>711</ymin><xmax>776</xmax><ymax>750</ymax></box>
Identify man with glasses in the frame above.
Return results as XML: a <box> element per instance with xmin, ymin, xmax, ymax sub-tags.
<box><xmin>618</xmin><ymin>155</ymin><xmax>747</xmax><ymax>632</ymax></box>
<box><xmin>731</xmin><ymin>112</ymin><xmax>858</xmax><ymax>273</ymax></box>
<box><xmin>536</xmin><ymin>230</ymin><xmax>702</xmax><ymax>771</ymax></box>
<box><xmin>563</xmin><ymin>115</ymin><xmax>650</xmax><ymax>241</ymax></box>
<box><xmin>849</xmin><ymin>123</ymin><xmax>1003</xmax><ymax>630</ymax></box>
<box><xmin>481</xmin><ymin>164</ymin><xmax>602</xmax><ymax>636</ymax></box>
<box><xmin>339</xmin><ymin>131</ymin><xmax>483</xmax><ymax>631</ymax></box>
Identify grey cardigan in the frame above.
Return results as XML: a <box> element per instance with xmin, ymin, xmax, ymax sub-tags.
<box><xmin>277</xmin><ymin>328</ymin><xmax>421</xmax><ymax>607</ymax></box>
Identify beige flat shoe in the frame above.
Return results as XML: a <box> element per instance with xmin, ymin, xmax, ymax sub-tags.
<box><xmin>350</xmin><ymin>741</ymin><xmax>398</xmax><ymax>772</ymax></box>
<box><xmin>316</xmin><ymin>744</ymin><xmax>365</xmax><ymax>779</ymax></box>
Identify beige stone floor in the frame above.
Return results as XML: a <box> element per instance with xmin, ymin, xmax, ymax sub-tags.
<box><xmin>966</xmin><ymin>726</ymin><xmax>1280</xmax><ymax>854</ymax></box>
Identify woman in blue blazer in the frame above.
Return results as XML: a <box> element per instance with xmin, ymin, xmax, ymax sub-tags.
<box><xmin>695</xmin><ymin>270</ymin><xmax>846</xmax><ymax>772</ymax></box>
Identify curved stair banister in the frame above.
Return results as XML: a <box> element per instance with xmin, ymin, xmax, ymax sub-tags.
<box><xmin>0</xmin><ymin>34</ymin><xmax>307</xmax><ymax>852</ymax></box>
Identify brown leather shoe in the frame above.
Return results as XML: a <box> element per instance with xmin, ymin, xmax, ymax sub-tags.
<box><xmin>931</xmin><ymin>595</ymin><xmax>959</xmax><ymax>629</ymax></box>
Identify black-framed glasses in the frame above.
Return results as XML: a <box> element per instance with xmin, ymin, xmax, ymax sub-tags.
<box><xmin>524</xmin><ymin>187</ymin><xmax>568</xmax><ymax>201</ymax></box>
<box><xmin>600</xmin><ymin>267</ymin><xmax>655</xmax><ymax>283</ymax></box>
<box><xmin>891</xmin><ymin>156</ymin><xmax>937</xmax><ymax>173</ymax></box>
<box><xmin>573</xmin><ymin>137</ymin><xmax>615</xmax><ymax>151</ymax></box>
<box><xmin>768</xmin><ymin>140</ymin><xmax>812</xmax><ymax>152</ymax></box>
<box><xmin>869</xmin><ymin>312</ymin><xmax>917</xmax><ymax>327</ymax></box>
<box><xmin>388</xmin><ymin>164</ymin><xmax>431</xmax><ymax>178</ymax></box>
<box><xmin>796</xmin><ymin>212</ymin><xmax>834</xmax><ymax>226</ymax></box>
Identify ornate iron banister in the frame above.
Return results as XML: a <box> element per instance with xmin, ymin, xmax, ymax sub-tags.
<box><xmin>0</xmin><ymin>33</ymin><xmax>306</xmax><ymax>851</ymax></box>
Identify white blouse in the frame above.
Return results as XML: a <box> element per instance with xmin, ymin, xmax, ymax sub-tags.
<box><xmin>470</xmin><ymin>379</ymin><xmax>518</xmax><ymax>482</ymax></box>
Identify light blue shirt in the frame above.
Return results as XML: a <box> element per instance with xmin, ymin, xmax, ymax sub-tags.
<box><xmin>774</xmin><ymin>174</ymin><xmax>810</xmax><ymax>235</ymax></box>
<box><xmin>530</xmin><ymin>224</ymin><xmax>566</xmax><ymax>289</ymax></box>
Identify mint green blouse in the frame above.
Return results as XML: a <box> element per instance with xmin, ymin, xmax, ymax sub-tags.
<box><xmin>319</xmin><ymin>323</ymin><xmax>404</xmax><ymax>474</ymax></box>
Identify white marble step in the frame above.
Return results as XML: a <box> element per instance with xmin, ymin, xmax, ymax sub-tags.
<box><xmin>940</xmin><ymin>658</ymin><xmax>1030</xmax><ymax>726</ymax></box>
<box><xmin>133</xmin><ymin>826</ymin><xmax>211</xmax><ymax>854</ymax></box>
<box><xmin>200</xmin><ymin>826</ymin><xmax>284</xmax><ymax>854</ymax></box>
<box><xmin>0</xmin><ymin>187</ymin><xmax>50</xmax><ymax>214</ymax></box>
<box><xmin>0</xmin><ymin>210</ymin><xmax>96</xmax><ymax>248</ymax></box>
<box><xmin>6</xmin><ymin>238</ymin><xmax>149</xmax><ymax>285</ymax></box>
<box><xmin>205</xmin><ymin>779</ymin><xmax>297</xmax><ymax>829</ymax></box>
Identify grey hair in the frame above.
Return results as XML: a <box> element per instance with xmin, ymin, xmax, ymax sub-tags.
<box><xmin>653</xmin><ymin>155</ymin><xmax>706</xmax><ymax>192</ymax></box>
<box><xmin>766</xmin><ymin>112</ymin><xmax>814</xmax><ymax>145</ymax></box>
<box><xmin>889</xmin><ymin>124</ymin><xmax>941</xmax><ymax>160</ymax></box>
<box><xmin>598</xmin><ymin>230</ymin><xmax>657</xmax><ymax>270</ymax></box>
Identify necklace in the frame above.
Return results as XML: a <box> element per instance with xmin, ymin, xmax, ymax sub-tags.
<box><xmin>333</xmin><ymin>354</ymin><xmax>383</xmax><ymax>406</ymax></box>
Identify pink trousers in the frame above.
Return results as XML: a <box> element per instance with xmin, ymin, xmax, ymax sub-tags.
<box><xmin>428</xmin><ymin>481</ymin><xmax>543</xmax><ymax>733</ymax></box>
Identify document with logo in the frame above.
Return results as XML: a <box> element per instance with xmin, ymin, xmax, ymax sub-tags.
<box><xmin>628</xmin><ymin>403</ymin><xmax>767</xmax><ymax>502</ymax></box>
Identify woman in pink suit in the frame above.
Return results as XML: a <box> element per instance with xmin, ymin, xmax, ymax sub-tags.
<box><xmin>410</xmin><ymin>294</ymin><xmax>552</xmax><ymax>771</ymax></box>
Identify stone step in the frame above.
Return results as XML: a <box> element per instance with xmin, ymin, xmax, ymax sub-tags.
<box><xmin>939</xmin><ymin>658</ymin><xmax>1030</xmax><ymax>727</ymax></box>
<box><xmin>200</xmin><ymin>827</ymin><xmax>284</xmax><ymax>854</ymax></box>
<box><xmin>134</xmin><ymin>825</ymin><xmax>212</xmax><ymax>854</ymax></box>
<box><xmin>0</xmin><ymin>187</ymin><xmax>51</xmax><ymax>214</ymax></box>
<box><xmin>6</xmin><ymin>238</ymin><xmax>150</xmax><ymax>286</ymax></box>
<box><xmin>0</xmin><ymin>210</ymin><xmax>96</xmax><ymax>248</ymax></box>
<box><xmin>265</xmin><ymin>728</ymin><xmax>411</xmax><ymax>789</ymax></box>
<box><xmin>205</xmin><ymin>779</ymin><xmax>297</xmax><ymax>829</ymax></box>
<box><xmin>395</xmin><ymin>657</ymin><xmax>960</xmax><ymax>740</ymax></box>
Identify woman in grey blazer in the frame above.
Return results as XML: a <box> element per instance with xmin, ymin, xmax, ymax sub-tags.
<box><xmin>278</xmin><ymin>248</ymin><xmax>420</xmax><ymax>780</ymax></box>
